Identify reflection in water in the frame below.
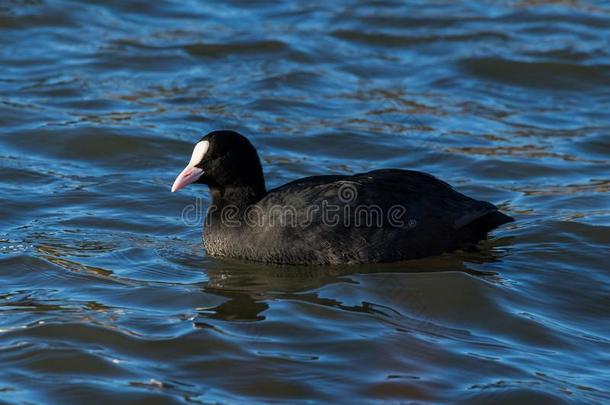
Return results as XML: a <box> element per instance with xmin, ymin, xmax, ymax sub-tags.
<box><xmin>196</xmin><ymin>289</ymin><xmax>269</xmax><ymax>322</ymax></box>
<box><xmin>194</xmin><ymin>246</ymin><xmax>509</xmax><ymax>325</ymax></box>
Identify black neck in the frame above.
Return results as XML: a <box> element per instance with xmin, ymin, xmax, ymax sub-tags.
<box><xmin>208</xmin><ymin>182</ymin><xmax>267</xmax><ymax>218</ymax></box>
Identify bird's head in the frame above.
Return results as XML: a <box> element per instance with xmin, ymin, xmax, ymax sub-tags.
<box><xmin>171</xmin><ymin>130</ymin><xmax>265</xmax><ymax>195</ymax></box>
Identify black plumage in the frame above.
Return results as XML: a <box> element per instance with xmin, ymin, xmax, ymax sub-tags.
<box><xmin>174</xmin><ymin>130</ymin><xmax>513</xmax><ymax>265</ymax></box>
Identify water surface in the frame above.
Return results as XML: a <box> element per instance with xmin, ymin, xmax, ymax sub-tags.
<box><xmin>1</xmin><ymin>0</ymin><xmax>609</xmax><ymax>403</ymax></box>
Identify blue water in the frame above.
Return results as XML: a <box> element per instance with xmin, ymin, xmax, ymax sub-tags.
<box><xmin>1</xmin><ymin>0</ymin><xmax>609</xmax><ymax>403</ymax></box>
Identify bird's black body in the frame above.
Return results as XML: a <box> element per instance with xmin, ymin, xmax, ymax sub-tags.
<box><xmin>176</xmin><ymin>130</ymin><xmax>513</xmax><ymax>265</ymax></box>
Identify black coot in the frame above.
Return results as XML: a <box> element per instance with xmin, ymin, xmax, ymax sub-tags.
<box><xmin>172</xmin><ymin>130</ymin><xmax>513</xmax><ymax>265</ymax></box>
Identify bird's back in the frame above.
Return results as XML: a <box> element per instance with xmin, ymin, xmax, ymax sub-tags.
<box><xmin>204</xmin><ymin>169</ymin><xmax>513</xmax><ymax>264</ymax></box>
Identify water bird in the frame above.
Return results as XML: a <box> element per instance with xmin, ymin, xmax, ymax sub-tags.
<box><xmin>172</xmin><ymin>130</ymin><xmax>513</xmax><ymax>265</ymax></box>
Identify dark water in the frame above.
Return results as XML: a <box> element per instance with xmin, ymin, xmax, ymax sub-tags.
<box><xmin>1</xmin><ymin>0</ymin><xmax>609</xmax><ymax>403</ymax></box>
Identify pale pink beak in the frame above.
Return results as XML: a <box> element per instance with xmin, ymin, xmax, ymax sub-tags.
<box><xmin>171</xmin><ymin>165</ymin><xmax>204</xmax><ymax>192</ymax></box>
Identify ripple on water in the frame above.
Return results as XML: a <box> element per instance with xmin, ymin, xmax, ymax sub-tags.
<box><xmin>460</xmin><ymin>57</ymin><xmax>610</xmax><ymax>90</ymax></box>
<box><xmin>1</xmin><ymin>0</ymin><xmax>610</xmax><ymax>403</ymax></box>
